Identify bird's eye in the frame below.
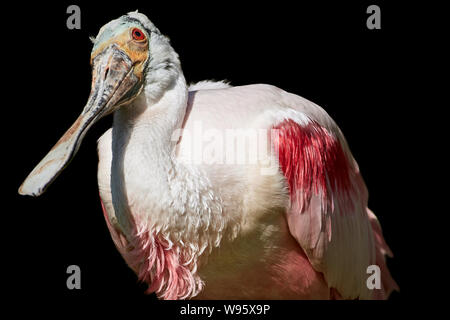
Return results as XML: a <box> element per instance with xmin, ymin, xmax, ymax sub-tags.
<box><xmin>131</xmin><ymin>28</ymin><xmax>146</xmax><ymax>41</ymax></box>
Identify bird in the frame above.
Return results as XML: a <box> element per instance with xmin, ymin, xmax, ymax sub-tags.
<box><xmin>18</xmin><ymin>11</ymin><xmax>398</xmax><ymax>300</ymax></box>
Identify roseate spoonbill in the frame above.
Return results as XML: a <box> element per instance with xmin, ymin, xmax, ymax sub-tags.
<box><xmin>19</xmin><ymin>12</ymin><xmax>398</xmax><ymax>299</ymax></box>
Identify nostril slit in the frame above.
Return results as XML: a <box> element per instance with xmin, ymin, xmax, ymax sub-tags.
<box><xmin>104</xmin><ymin>67</ymin><xmax>109</xmax><ymax>80</ymax></box>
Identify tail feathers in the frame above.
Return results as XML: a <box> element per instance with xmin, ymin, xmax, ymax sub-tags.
<box><xmin>367</xmin><ymin>209</ymin><xmax>399</xmax><ymax>299</ymax></box>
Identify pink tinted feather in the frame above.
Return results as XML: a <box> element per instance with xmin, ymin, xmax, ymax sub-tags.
<box><xmin>273</xmin><ymin>118</ymin><xmax>397</xmax><ymax>299</ymax></box>
<box><xmin>100</xmin><ymin>199</ymin><xmax>199</xmax><ymax>300</ymax></box>
<box><xmin>273</xmin><ymin>119</ymin><xmax>353</xmax><ymax>213</ymax></box>
<box><xmin>367</xmin><ymin>209</ymin><xmax>399</xmax><ymax>299</ymax></box>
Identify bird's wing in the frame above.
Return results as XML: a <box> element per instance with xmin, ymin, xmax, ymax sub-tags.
<box><xmin>272</xmin><ymin>108</ymin><xmax>394</xmax><ymax>299</ymax></box>
<box><xmin>180</xmin><ymin>84</ymin><xmax>397</xmax><ymax>298</ymax></box>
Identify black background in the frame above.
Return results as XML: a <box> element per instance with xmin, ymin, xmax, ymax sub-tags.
<box><xmin>5</xmin><ymin>0</ymin><xmax>431</xmax><ymax>316</ymax></box>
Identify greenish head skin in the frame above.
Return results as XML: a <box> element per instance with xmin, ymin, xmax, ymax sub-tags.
<box><xmin>19</xmin><ymin>11</ymin><xmax>181</xmax><ymax>196</ymax></box>
<box><xmin>92</xmin><ymin>20</ymin><xmax>131</xmax><ymax>52</ymax></box>
<box><xmin>89</xmin><ymin>13</ymin><xmax>153</xmax><ymax>111</ymax></box>
<box><xmin>91</xmin><ymin>14</ymin><xmax>152</xmax><ymax>87</ymax></box>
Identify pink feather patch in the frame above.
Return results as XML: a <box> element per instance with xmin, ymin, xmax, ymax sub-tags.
<box><xmin>100</xmin><ymin>200</ymin><xmax>199</xmax><ymax>300</ymax></box>
<box><xmin>272</xmin><ymin>119</ymin><xmax>353</xmax><ymax>213</ymax></box>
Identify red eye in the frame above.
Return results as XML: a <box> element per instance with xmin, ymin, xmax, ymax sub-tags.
<box><xmin>132</xmin><ymin>28</ymin><xmax>145</xmax><ymax>41</ymax></box>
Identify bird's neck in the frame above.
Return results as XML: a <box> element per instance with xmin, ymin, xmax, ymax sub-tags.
<box><xmin>115</xmin><ymin>69</ymin><xmax>188</xmax><ymax>148</ymax></box>
<box><xmin>110</xmin><ymin>68</ymin><xmax>189</xmax><ymax>232</ymax></box>
<box><xmin>109</xmin><ymin>67</ymin><xmax>227</xmax><ymax>300</ymax></box>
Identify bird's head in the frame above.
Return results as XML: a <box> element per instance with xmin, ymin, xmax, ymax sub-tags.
<box><xmin>88</xmin><ymin>11</ymin><xmax>178</xmax><ymax>115</ymax></box>
<box><xmin>87</xmin><ymin>13</ymin><xmax>152</xmax><ymax>113</ymax></box>
<box><xmin>19</xmin><ymin>11</ymin><xmax>180</xmax><ymax>196</ymax></box>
